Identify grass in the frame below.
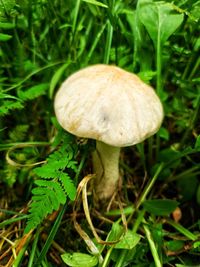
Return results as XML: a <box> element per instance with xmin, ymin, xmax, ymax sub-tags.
<box><xmin>0</xmin><ymin>0</ymin><xmax>200</xmax><ymax>266</ymax></box>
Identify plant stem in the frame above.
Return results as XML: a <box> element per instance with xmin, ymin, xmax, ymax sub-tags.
<box><xmin>167</xmin><ymin>165</ymin><xmax>200</xmax><ymax>182</ymax></box>
<box><xmin>28</xmin><ymin>228</ymin><xmax>40</xmax><ymax>267</ymax></box>
<box><xmin>180</xmin><ymin>95</ymin><xmax>200</xmax><ymax>148</ymax></box>
<box><xmin>92</xmin><ymin>141</ymin><xmax>120</xmax><ymax>201</ymax></box>
<box><xmin>132</xmin><ymin>209</ymin><xmax>146</xmax><ymax>233</ymax></box>
<box><xmin>143</xmin><ymin>219</ymin><xmax>162</xmax><ymax>267</ymax></box>
<box><xmin>34</xmin><ymin>204</ymin><xmax>67</xmax><ymax>266</ymax></box>
<box><xmin>13</xmin><ymin>234</ymin><xmax>32</xmax><ymax>267</ymax></box>
<box><xmin>74</xmin><ymin>147</ymin><xmax>88</xmax><ymax>186</ymax></box>
<box><xmin>72</xmin><ymin>0</ymin><xmax>81</xmax><ymax>37</ymax></box>
<box><xmin>136</xmin><ymin>163</ymin><xmax>164</xmax><ymax>209</ymax></box>
<box><xmin>156</xmin><ymin>32</ymin><xmax>162</xmax><ymax>96</ymax></box>
<box><xmin>101</xmin><ymin>246</ymin><xmax>114</xmax><ymax>267</ymax></box>
<box><xmin>155</xmin><ymin>32</ymin><xmax>162</xmax><ymax>160</ymax></box>
<box><xmin>148</xmin><ymin>136</ymin><xmax>153</xmax><ymax>166</ymax></box>
<box><xmin>136</xmin><ymin>142</ymin><xmax>146</xmax><ymax>170</ymax></box>
<box><xmin>189</xmin><ymin>56</ymin><xmax>200</xmax><ymax>79</ymax></box>
<box><xmin>115</xmin><ymin>209</ymin><xmax>146</xmax><ymax>267</ymax></box>
<box><xmin>114</xmin><ymin>248</ymin><xmax>128</xmax><ymax>267</ymax></box>
<box><xmin>86</xmin><ymin>21</ymin><xmax>107</xmax><ymax>64</ymax></box>
<box><xmin>103</xmin><ymin>21</ymin><xmax>113</xmax><ymax>64</ymax></box>
<box><xmin>104</xmin><ymin>0</ymin><xmax>114</xmax><ymax>65</ymax></box>
<box><xmin>166</xmin><ymin>219</ymin><xmax>197</xmax><ymax>241</ymax></box>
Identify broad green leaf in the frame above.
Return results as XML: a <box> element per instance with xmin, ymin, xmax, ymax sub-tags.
<box><xmin>143</xmin><ymin>199</ymin><xmax>179</xmax><ymax>216</ymax></box>
<box><xmin>151</xmin><ymin>223</ymin><xmax>163</xmax><ymax>257</ymax></box>
<box><xmin>158</xmin><ymin>127</ymin><xmax>169</xmax><ymax>140</ymax></box>
<box><xmin>0</xmin><ymin>22</ymin><xmax>15</xmax><ymax>29</ymax></box>
<box><xmin>126</xmin><ymin>9</ymin><xmax>149</xmax><ymax>70</ymax></box>
<box><xmin>178</xmin><ymin>176</ymin><xmax>198</xmax><ymax>201</ymax></box>
<box><xmin>137</xmin><ymin>71</ymin><xmax>156</xmax><ymax>82</ymax></box>
<box><xmin>114</xmin><ymin>231</ymin><xmax>141</xmax><ymax>250</ymax></box>
<box><xmin>0</xmin><ymin>0</ymin><xmax>15</xmax><ymax>17</ymax></box>
<box><xmin>165</xmin><ymin>240</ymin><xmax>184</xmax><ymax>252</ymax></box>
<box><xmin>196</xmin><ymin>184</ymin><xmax>200</xmax><ymax>205</ymax></box>
<box><xmin>193</xmin><ymin>241</ymin><xmax>200</xmax><ymax>249</ymax></box>
<box><xmin>191</xmin><ymin>1</ymin><xmax>200</xmax><ymax>21</ymax></box>
<box><xmin>107</xmin><ymin>222</ymin><xmax>124</xmax><ymax>242</ymax></box>
<box><xmin>0</xmin><ymin>33</ymin><xmax>12</xmax><ymax>41</ymax></box>
<box><xmin>195</xmin><ymin>135</ymin><xmax>200</xmax><ymax>148</ymax></box>
<box><xmin>82</xmin><ymin>0</ymin><xmax>108</xmax><ymax>8</ymax></box>
<box><xmin>138</xmin><ymin>0</ymin><xmax>184</xmax><ymax>48</ymax></box>
<box><xmin>107</xmin><ymin>222</ymin><xmax>140</xmax><ymax>249</ymax></box>
<box><xmin>49</xmin><ymin>62</ymin><xmax>70</xmax><ymax>99</ymax></box>
<box><xmin>159</xmin><ymin>148</ymin><xmax>182</xmax><ymax>167</ymax></box>
<box><xmin>61</xmin><ymin>252</ymin><xmax>98</xmax><ymax>267</ymax></box>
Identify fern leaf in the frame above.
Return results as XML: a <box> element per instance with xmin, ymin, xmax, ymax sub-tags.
<box><xmin>25</xmin><ymin>141</ymin><xmax>78</xmax><ymax>233</ymax></box>
<box><xmin>9</xmin><ymin>125</ymin><xmax>29</xmax><ymax>142</ymax></box>
<box><xmin>25</xmin><ymin>188</ymin><xmax>59</xmax><ymax>233</ymax></box>
<box><xmin>48</xmin><ymin>148</ymin><xmax>73</xmax><ymax>163</ymax></box>
<box><xmin>17</xmin><ymin>83</ymin><xmax>49</xmax><ymax>101</ymax></box>
<box><xmin>32</xmin><ymin>189</ymin><xmax>60</xmax><ymax>212</ymax></box>
<box><xmin>35</xmin><ymin>179</ymin><xmax>67</xmax><ymax>204</ymax></box>
<box><xmin>32</xmin><ymin>193</ymin><xmax>59</xmax><ymax>211</ymax></box>
<box><xmin>49</xmin><ymin>181</ymin><xmax>67</xmax><ymax>204</ymax></box>
<box><xmin>66</xmin><ymin>160</ymin><xmax>78</xmax><ymax>171</ymax></box>
<box><xmin>58</xmin><ymin>172</ymin><xmax>77</xmax><ymax>201</ymax></box>
<box><xmin>47</xmin><ymin>160</ymin><xmax>70</xmax><ymax>170</ymax></box>
<box><xmin>27</xmin><ymin>198</ymin><xmax>49</xmax><ymax>227</ymax></box>
<box><xmin>34</xmin><ymin>179</ymin><xmax>53</xmax><ymax>188</ymax></box>
<box><xmin>45</xmin><ymin>190</ymin><xmax>60</xmax><ymax>210</ymax></box>
<box><xmin>26</xmin><ymin>214</ymin><xmax>41</xmax><ymax>231</ymax></box>
<box><xmin>34</xmin><ymin>165</ymin><xmax>58</xmax><ymax>178</ymax></box>
<box><xmin>0</xmin><ymin>92</ymin><xmax>20</xmax><ymax>100</ymax></box>
<box><xmin>29</xmin><ymin>200</ymin><xmax>49</xmax><ymax>218</ymax></box>
<box><xmin>0</xmin><ymin>100</ymin><xmax>24</xmax><ymax>116</ymax></box>
<box><xmin>3</xmin><ymin>165</ymin><xmax>18</xmax><ymax>187</ymax></box>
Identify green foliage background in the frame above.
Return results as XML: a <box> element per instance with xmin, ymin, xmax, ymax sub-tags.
<box><xmin>0</xmin><ymin>0</ymin><xmax>200</xmax><ymax>266</ymax></box>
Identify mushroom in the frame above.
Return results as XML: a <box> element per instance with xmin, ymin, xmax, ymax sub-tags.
<box><xmin>54</xmin><ymin>64</ymin><xmax>164</xmax><ymax>201</ymax></box>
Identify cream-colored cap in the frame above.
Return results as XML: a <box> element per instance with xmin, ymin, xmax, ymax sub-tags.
<box><xmin>54</xmin><ymin>64</ymin><xmax>164</xmax><ymax>147</ymax></box>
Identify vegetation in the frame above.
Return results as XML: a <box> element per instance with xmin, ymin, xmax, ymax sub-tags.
<box><xmin>0</xmin><ymin>0</ymin><xmax>200</xmax><ymax>266</ymax></box>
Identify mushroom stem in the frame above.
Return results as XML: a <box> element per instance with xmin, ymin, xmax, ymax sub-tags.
<box><xmin>92</xmin><ymin>141</ymin><xmax>120</xmax><ymax>201</ymax></box>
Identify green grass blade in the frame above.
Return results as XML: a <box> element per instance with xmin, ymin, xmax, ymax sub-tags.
<box><xmin>34</xmin><ymin>204</ymin><xmax>67</xmax><ymax>266</ymax></box>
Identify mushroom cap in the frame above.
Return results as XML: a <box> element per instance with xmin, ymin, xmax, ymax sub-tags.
<box><xmin>54</xmin><ymin>64</ymin><xmax>164</xmax><ymax>147</ymax></box>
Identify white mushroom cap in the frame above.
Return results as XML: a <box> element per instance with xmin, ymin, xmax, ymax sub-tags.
<box><xmin>54</xmin><ymin>64</ymin><xmax>164</xmax><ymax>147</ymax></box>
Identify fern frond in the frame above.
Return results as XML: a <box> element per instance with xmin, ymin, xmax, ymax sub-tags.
<box><xmin>3</xmin><ymin>165</ymin><xmax>18</xmax><ymax>187</ymax></box>
<box><xmin>25</xmin><ymin>140</ymin><xmax>78</xmax><ymax>233</ymax></box>
<box><xmin>48</xmin><ymin>144</ymin><xmax>77</xmax><ymax>163</ymax></box>
<box><xmin>32</xmin><ymin>190</ymin><xmax>60</xmax><ymax>211</ymax></box>
<box><xmin>58</xmin><ymin>172</ymin><xmax>77</xmax><ymax>201</ymax></box>
<box><xmin>34</xmin><ymin>165</ymin><xmax>58</xmax><ymax>178</ymax></box>
<box><xmin>9</xmin><ymin>125</ymin><xmax>29</xmax><ymax>142</ymax></box>
<box><xmin>0</xmin><ymin>0</ymin><xmax>16</xmax><ymax>19</ymax></box>
<box><xmin>17</xmin><ymin>83</ymin><xmax>49</xmax><ymax>101</ymax></box>
<box><xmin>0</xmin><ymin>100</ymin><xmax>24</xmax><ymax>116</ymax></box>
<box><xmin>25</xmin><ymin>186</ymin><xmax>62</xmax><ymax>233</ymax></box>
<box><xmin>34</xmin><ymin>179</ymin><xmax>67</xmax><ymax>204</ymax></box>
